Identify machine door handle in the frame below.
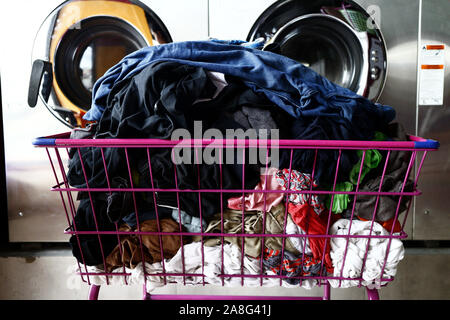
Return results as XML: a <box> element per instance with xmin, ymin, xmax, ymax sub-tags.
<box><xmin>28</xmin><ymin>59</ymin><xmax>53</xmax><ymax>108</ymax></box>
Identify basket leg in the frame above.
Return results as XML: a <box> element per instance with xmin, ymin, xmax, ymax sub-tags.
<box><xmin>366</xmin><ymin>287</ymin><xmax>380</xmax><ymax>300</ymax></box>
<box><xmin>88</xmin><ymin>284</ymin><xmax>100</xmax><ymax>300</ymax></box>
<box><xmin>142</xmin><ymin>284</ymin><xmax>151</xmax><ymax>300</ymax></box>
<box><xmin>323</xmin><ymin>282</ymin><xmax>331</xmax><ymax>300</ymax></box>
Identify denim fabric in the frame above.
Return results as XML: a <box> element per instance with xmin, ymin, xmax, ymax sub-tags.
<box><xmin>208</xmin><ymin>38</ymin><xmax>266</xmax><ymax>49</ymax></box>
<box><xmin>84</xmin><ymin>41</ymin><xmax>396</xmax><ymax>139</ymax></box>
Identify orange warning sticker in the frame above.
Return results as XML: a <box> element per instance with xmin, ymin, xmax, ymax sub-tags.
<box><xmin>421</xmin><ymin>65</ymin><xmax>445</xmax><ymax>69</ymax></box>
<box><xmin>419</xmin><ymin>44</ymin><xmax>445</xmax><ymax>105</ymax></box>
<box><xmin>426</xmin><ymin>45</ymin><xmax>445</xmax><ymax>50</ymax></box>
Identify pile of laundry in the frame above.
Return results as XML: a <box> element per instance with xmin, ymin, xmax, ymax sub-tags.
<box><xmin>66</xmin><ymin>40</ymin><xmax>411</xmax><ymax>290</ymax></box>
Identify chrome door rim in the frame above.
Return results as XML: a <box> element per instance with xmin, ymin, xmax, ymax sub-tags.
<box><xmin>269</xmin><ymin>13</ymin><xmax>369</xmax><ymax>96</ymax></box>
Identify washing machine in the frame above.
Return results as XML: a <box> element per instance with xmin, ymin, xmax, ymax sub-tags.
<box><xmin>0</xmin><ymin>0</ymin><xmax>209</xmax><ymax>241</ymax></box>
<box><xmin>208</xmin><ymin>0</ymin><xmax>450</xmax><ymax>240</ymax></box>
<box><xmin>29</xmin><ymin>0</ymin><xmax>209</xmax><ymax>128</ymax></box>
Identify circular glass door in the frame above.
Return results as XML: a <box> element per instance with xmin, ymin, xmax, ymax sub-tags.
<box><xmin>53</xmin><ymin>16</ymin><xmax>150</xmax><ymax>110</ymax></box>
<box><xmin>271</xmin><ymin>14</ymin><xmax>363</xmax><ymax>92</ymax></box>
<box><xmin>31</xmin><ymin>0</ymin><xmax>172</xmax><ymax>128</ymax></box>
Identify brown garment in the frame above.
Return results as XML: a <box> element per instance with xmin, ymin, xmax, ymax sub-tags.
<box><xmin>105</xmin><ymin>218</ymin><xmax>186</xmax><ymax>272</ymax></box>
<box><xmin>199</xmin><ymin>203</ymin><xmax>300</xmax><ymax>258</ymax></box>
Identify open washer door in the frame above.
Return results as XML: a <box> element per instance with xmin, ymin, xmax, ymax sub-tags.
<box><xmin>28</xmin><ymin>0</ymin><xmax>172</xmax><ymax>128</ymax></box>
<box><xmin>247</xmin><ymin>0</ymin><xmax>386</xmax><ymax>101</ymax></box>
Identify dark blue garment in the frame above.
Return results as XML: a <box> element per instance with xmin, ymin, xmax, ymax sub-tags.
<box><xmin>208</xmin><ymin>38</ymin><xmax>266</xmax><ymax>49</ymax></box>
<box><xmin>84</xmin><ymin>41</ymin><xmax>395</xmax><ymax>144</ymax></box>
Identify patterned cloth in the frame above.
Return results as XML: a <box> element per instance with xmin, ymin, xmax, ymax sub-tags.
<box><xmin>228</xmin><ymin>167</ymin><xmax>285</xmax><ymax>212</ymax></box>
<box><xmin>274</xmin><ymin>169</ymin><xmax>325</xmax><ymax>214</ymax></box>
<box><xmin>263</xmin><ymin>247</ymin><xmax>324</xmax><ymax>286</ymax></box>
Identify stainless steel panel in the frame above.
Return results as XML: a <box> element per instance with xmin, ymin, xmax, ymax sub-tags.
<box><xmin>139</xmin><ymin>0</ymin><xmax>209</xmax><ymax>42</ymax></box>
<box><xmin>356</xmin><ymin>0</ymin><xmax>420</xmax><ymax>135</ymax></box>
<box><xmin>209</xmin><ymin>0</ymin><xmax>277</xmax><ymax>40</ymax></box>
<box><xmin>356</xmin><ymin>0</ymin><xmax>421</xmax><ymax>238</ymax></box>
<box><xmin>0</xmin><ymin>0</ymin><xmax>71</xmax><ymax>242</ymax></box>
<box><xmin>415</xmin><ymin>0</ymin><xmax>450</xmax><ymax>239</ymax></box>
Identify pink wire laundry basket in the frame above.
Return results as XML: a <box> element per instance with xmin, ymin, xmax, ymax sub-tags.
<box><xmin>33</xmin><ymin>133</ymin><xmax>439</xmax><ymax>300</ymax></box>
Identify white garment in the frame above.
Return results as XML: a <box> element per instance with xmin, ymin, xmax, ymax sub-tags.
<box><xmin>80</xmin><ymin>242</ymin><xmax>318</xmax><ymax>292</ymax></box>
<box><xmin>328</xmin><ymin>219</ymin><xmax>404</xmax><ymax>289</ymax></box>
<box><xmin>192</xmin><ymin>71</ymin><xmax>228</xmax><ymax>104</ymax></box>
<box><xmin>285</xmin><ymin>215</ymin><xmax>312</xmax><ymax>255</ymax></box>
<box><xmin>171</xmin><ymin>209</ymin><xmax>206</xmax><ymax>233</ymax></box>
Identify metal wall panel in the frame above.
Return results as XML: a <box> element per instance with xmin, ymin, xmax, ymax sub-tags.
<box><xmin>144</xmin><ymin>0</ymin><xmax>209</xmax><ymax>41</ymax></box>
<box><xmin>0</xmin><ymin>0</ymin><xmax>72</xmax><ymax>242</ymax></box>
<box><xmin>208</xmin><ymin>0</ymin><xmax>277</xmax><ymax>40</ymax></box>
<box><xmin>357</xmin><ymin>0</ymin><xmax>420</xmax><ymax>136</ymax></box>
<box><xmin>414</xmin><ymin>0</ymin><xmax>450</xmax><ymax>239</ymax></box>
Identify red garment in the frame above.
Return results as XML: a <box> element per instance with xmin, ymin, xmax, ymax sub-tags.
<box><xmin>358</xmin><ymin>216</ymin><xmax>402</xmax><ymax>233</ymax></box>
<box><xmin>287</xmin><ymin>202</ymin><xmax>334</xmax><ymax>273</ymax></box>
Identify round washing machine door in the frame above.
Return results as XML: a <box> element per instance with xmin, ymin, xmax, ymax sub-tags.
<box><xmin>247</xmin><ymin>0</ymin><xmax>386</xmax><ymax>101</ymax></box>
<box><xmin>29</xmin><ymin>0</ymin><xmax>172</xmax><ymax>128</ymax></box>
